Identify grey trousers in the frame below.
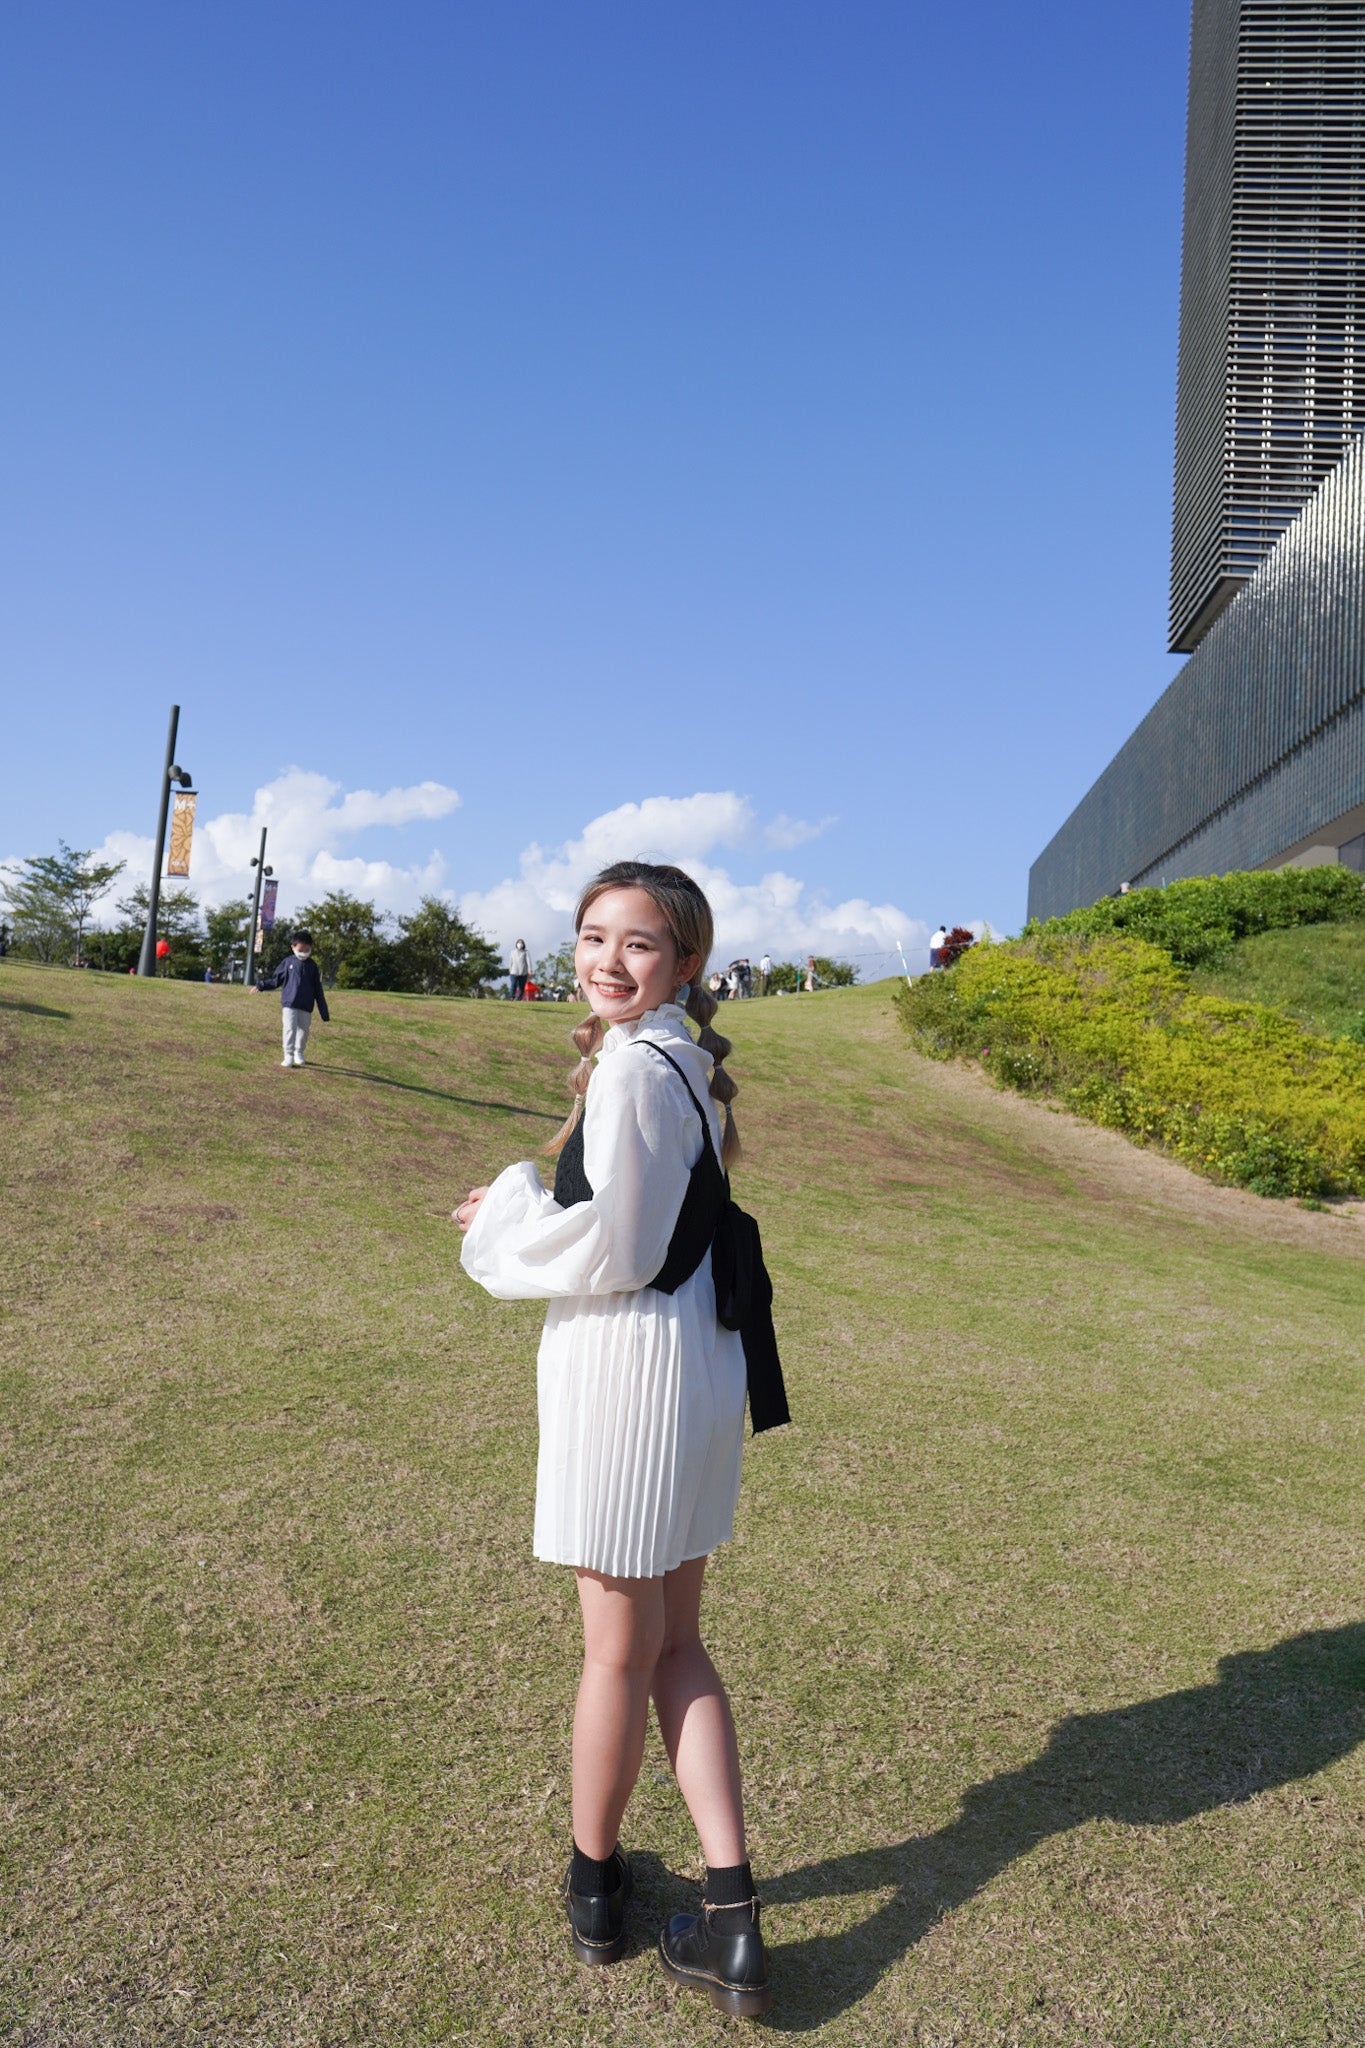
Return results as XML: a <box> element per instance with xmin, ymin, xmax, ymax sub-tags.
<box><xmin>282</xmin><ymin>1007</ymin><xmax>313</xmax><ymax>1063</ymax></box>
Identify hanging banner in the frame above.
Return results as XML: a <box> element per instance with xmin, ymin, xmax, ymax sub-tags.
<box><xmin>260</xmin><ymin>878</ymin><xmax>279</xmax><ymax>930</ymax></box>
<box><xmin>166</xmin><ymin>791</ymin><xmax>197</xmax><ymax>877</ymax></box>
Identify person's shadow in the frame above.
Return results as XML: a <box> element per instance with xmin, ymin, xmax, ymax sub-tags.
<box><xmin>0</xmin><ymin>996</ymin><xmax>70</xmax><ymax>1019</ymax></box>
<box><xmin>757</xmin><ymin>1625</ymin><xmax>1365</xmax><ymax>2027</ymax></box>
<box><xmin>307</xmin><ymin>1062</ymin><xmax>559</xmax><ymax>1120</ymax></box>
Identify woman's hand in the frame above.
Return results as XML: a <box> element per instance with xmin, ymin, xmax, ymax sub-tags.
<box><xmin>453</xmin><ymin>1186</ymin><xmax>489</xmax><ymax>1232</ymax></box>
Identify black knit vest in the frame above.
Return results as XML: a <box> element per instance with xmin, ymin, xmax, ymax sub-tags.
<box><xmin>552</xmin><ymin>1041</ymin><xmax>727</xmax><ymax>1295</ymax></box>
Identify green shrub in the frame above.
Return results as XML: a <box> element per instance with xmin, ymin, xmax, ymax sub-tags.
<box><xmin>895</xmin><ymin>930</ymin><xmax>1365</xmax><ymax>1199</ymax></box>
<box><xmin>1024</xmin><ymin>866</ymin><xmax>1365</xmax><ymax>969</ymax></box>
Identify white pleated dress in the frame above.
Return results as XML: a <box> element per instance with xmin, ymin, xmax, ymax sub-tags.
<box><xmin>460</xmin><ymin>1005</ymin><xmax>748</xmax><ymax>1580</ymax></box>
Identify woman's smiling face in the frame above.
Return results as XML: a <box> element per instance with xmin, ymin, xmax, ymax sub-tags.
<box><xmin>575</xmin><ymin>887</ymin><xmax>702</xmax><ymax>1027</ymax></box>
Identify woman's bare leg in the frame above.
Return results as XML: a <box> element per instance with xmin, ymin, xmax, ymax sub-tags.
<box><xmin>651</xmin><ymin>1554</ymin><xmax>746</xmax><ymax>1868</ymax></box>
<box><xmin>571</xmin><ymin>1570</ymin><xmax>665</xmax><ymax>1859</ymax></box>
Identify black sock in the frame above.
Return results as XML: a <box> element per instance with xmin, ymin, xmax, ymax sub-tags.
<box><xmin>705</xmin><ymin>1860</ymin><xmax>756</xmax><ymax>1930</ymax></box>
<box><xmin>570</xmin><ymin>1842</ymin><xmax>621</xmax><ymax>1896</ymax></box>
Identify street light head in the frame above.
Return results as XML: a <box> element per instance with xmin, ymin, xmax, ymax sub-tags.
<box><xmin>264</xmin><ymin>864</ymin><xmax>274</xmax><ymax>876</ymax></box>
<box><xmin>177</xmin><ymin>771</ymin><xmax>193</xmax><ymax>788</ymax></box>
<box><xmin>250</xmin><ymin>857</ymin><xmax>259</xmax><ymax>868</ymax></box>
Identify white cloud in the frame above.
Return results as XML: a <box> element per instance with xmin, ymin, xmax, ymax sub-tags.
<box><xmin>460</xmin><ymin>791</ymin><xmax>934</xmax><ymax>977</ymax></box>
<box><xmin>82</xmin><ymin>768</ymin><xmax>460</xmax><ymax>921</ymax></box>
<box><xmin>763</xmin><ymin>812</ymin><xmax>837</xmax><ymax>850</ymax></box>
<box><xmin>52</xmin><ymin>774</ymin><xmax>964</xmax><ymax>977</ymax></box>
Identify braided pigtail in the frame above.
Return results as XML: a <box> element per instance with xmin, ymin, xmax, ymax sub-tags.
<box><xmin>686</xmin><ymin>982</ymin><xmax>741</xmax><ymax>1167</ymax></box>
<box><xmin>544</xmin><ymin>1011</ymin><xmax>604</xmax><ymax>1156</ymax></box>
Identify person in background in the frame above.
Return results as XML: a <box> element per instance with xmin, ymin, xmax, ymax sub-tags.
<box><xmin>803</xmin><ymin>954</ymin><xmax>817</xmax><ymax>994</ymax></box>
<box><xmin>928</xmin><ymin>926</ymin><xmax>948</xmax><ymax>971</ymax></box>
<box><xmin>509</xmin><ymin>938</ymin><xmax>531</xmax><ymax>1001</ymax></box>
<box><xmin>757</xmin><ymin>952</ymin><xmax>771</xmax><ymax>997</ymax></box>
<box><xmin>253</xmin><ymin>928</ymin><xmax>330</xmax><ymax>1068</ymax></box>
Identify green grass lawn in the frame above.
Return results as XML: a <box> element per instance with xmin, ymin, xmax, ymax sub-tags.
<box><xmin>2</xmin><ymin>964</ymin><xmax>1364</xmax><ymax>2046</ymax></box>
<box><xmin>1192</xmin><ymin>920</ymin><xmax>1365</xmax><ymax>1039</ymax></box>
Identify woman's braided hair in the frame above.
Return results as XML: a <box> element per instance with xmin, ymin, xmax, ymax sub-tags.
<box><xmin>545</xmin><ymin>860</ymin><xmax>740</xmax><ymax>1167</ymax></box>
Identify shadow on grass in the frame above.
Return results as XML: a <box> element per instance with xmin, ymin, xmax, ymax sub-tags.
<box><xmin>308</xmin><ymin>1062</ymin><xmax>559</xmax><ymax>1120</ymax></box>
<box><xmin>0</xmin><ymin>996</ymin><xmax>70</xmax><ymax>1019</ymax></box>
<box><xmin>766</xmin><ymin>1624</ymin><xmax>1365</xmax><ymax>2028</ymax></box>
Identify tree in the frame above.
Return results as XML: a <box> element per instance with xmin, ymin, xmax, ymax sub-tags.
<box><xmin>334</xmin><ymin>935</ymin><xmax>405</xmax><ymax>991</ymax></box>
<box><xmin>533</xmin><ymin>940</ymin><xmax>579</xmax><ymax>997</ymax></box>
<box><xmin>0</xmin><ymin>856</ymin><xmax>69</xmax><ymax>963</ymax></box>
<box><xmin>392</xmin><ymin>897</ymin><xmax>503</xmax><ymax>996</ymax></box>
<box><xmin>89</xmin><ymin>924</ymin><xmax>141</xmax><ymax>974</ymax></box>
<box><xmin>114</xmin><ymin>883</ymin><xmax>203</xmax><ymax>977</ymax></box>
<box><xmin>290</xmin><ymin>892</ymin><xmax>387</xmax><ymax>985</ymax></box>
<box><xmin>0</xmin><ymin>842</ymin><xmax>125</xmax><ymax>964</ymax></box>
<box><xmin>204</xmin><ymin>899</ymin><xmax>252</xmax><ymax>977</ymax></box>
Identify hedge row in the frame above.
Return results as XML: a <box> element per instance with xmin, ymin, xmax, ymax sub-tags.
<box><xmin>898</xmin><ymin>876</ymin><xmax>1365</xmax><ymax>1198</ymax></box>
<box><xmin>1022</xmin><ymin>863</ymin><xmax>1365</xmax><ymax>969</ymax></box>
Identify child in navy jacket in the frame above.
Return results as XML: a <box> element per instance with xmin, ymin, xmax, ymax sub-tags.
<box><xmin>254</xmin><ymin>929</ymin><xmax>330</xmax><ymax>1067</ymax></box>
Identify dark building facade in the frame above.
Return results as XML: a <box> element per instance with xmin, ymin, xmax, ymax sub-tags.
<box><xmin>1029</xmin><ymin>435</ymin><xmax>1365</xmax><ymax>920</ymax></box>
<box><xmin>1171</xmin><ymin>0</ymin><xmax>1365</xmax><ymax>653</ymax></box>
<box><xmin>1029</xmin><ymin>0</ymin><xmax>1365</xmax><ymax>923</ymax></box>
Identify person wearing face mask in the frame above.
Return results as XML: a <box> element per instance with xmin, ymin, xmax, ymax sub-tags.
<box><xmin>252</xmin><ymin>928</ymin><xmax>330</xmax><ymax>1067</ymax></box>
<box><xmin>508</xmin><ymin>937</ymin><xmax>531</xmax><ymax>1000</ymax></box>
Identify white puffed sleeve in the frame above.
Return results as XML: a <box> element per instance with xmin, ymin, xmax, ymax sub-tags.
<box><xmin>459</xmin><ymin>1050</ymin><xmax>699</xmax><ymax>1300</ymax></box>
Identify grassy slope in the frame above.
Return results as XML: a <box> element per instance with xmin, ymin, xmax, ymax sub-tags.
<box><xmin>1191</xmin><ymin>920</ymin><xmax>1365</xmax><ymax>1039</ymax></box>
<box><xmin>1</xmin><ymin>966</ymin><xmax>1364</xmax><ymax>2048</ymax></box>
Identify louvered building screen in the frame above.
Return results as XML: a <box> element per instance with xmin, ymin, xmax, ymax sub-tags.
<box><xmin>1170</xmin><ymin>0</ymin><xmax>1365</xmax><ymax>654</ymax></box>
<box><xmin>1029</xmin><ymin>435</ymin><xmax>1365</xmax><ymax>920</ymax></box>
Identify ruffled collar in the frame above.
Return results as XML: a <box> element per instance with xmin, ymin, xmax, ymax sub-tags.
<box><xmin>597</xmin><ymin>1002</ymin><xmax>694</xmax><ymax>1058</ymax></box>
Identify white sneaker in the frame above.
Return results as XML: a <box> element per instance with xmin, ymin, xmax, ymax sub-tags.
<box><xmin>280</xmin><ymin>1058</ymin><xmax>293</xmax><ymax>1068</ymax></box>
<box><xmin>292</xmin><ymin>1058</ymin><xmax>306</xmax><ymax>1068</ymax></box>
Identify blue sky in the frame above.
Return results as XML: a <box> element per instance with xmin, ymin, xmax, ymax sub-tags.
<box><xmin>2</xmin><ymin>0</ymin><xmax>1192</xmax><ymax>970</ymax></box>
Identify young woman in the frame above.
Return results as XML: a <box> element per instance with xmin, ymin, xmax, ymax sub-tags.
<box><xmin>456</xmin><ymin>861</ymin><xmax>774</xmax><ymax>2019</ymax></box>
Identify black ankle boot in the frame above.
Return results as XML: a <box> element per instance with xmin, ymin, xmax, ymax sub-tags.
<box><xmin>561</xmin><ymin>1846</ymin><xmax>632</xmax><ymax>1965</ymax></box>
<box><xmin>659</xmin><ymin>1895</ymin><xmax>771</xmax><ymax>2017</ymax></box>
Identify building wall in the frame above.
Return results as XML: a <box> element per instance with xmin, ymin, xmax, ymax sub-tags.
<box><xmin>1028</xmin><ymin>434</ymin><xmax>1365</xmax><ymax>921</ymax></box>
<box><xmin>1169</xmin><ymin>0</ymin><xmax>1365</xmax><ymax>653</ymax></box>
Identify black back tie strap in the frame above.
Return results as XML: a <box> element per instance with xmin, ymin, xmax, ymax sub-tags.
<box><xmin>636</xmin><ymin>1042</ymin><xmax>790</xmax><ymax>1435</ymax></box>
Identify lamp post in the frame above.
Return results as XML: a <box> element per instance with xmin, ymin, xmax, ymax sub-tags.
<box><xmin>242</xmin><ymin>829</ymin><xmax>273</xmax><ymax>988</ymax></box>
<box><xmin>137</xmin><ymin>704</ymin><xmax>193</xmax><ymax>978</ymax></box>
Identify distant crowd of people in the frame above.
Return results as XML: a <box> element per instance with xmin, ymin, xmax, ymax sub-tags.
<box><xmin>502</xmin><ymin>943</ymin><xmax>827</xmax><ymax>1002</ymax></box>
<box><xmin>709</xmin><ymin>957</ymin><xmax>759</xmax><ymax>1000</ymax></box>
